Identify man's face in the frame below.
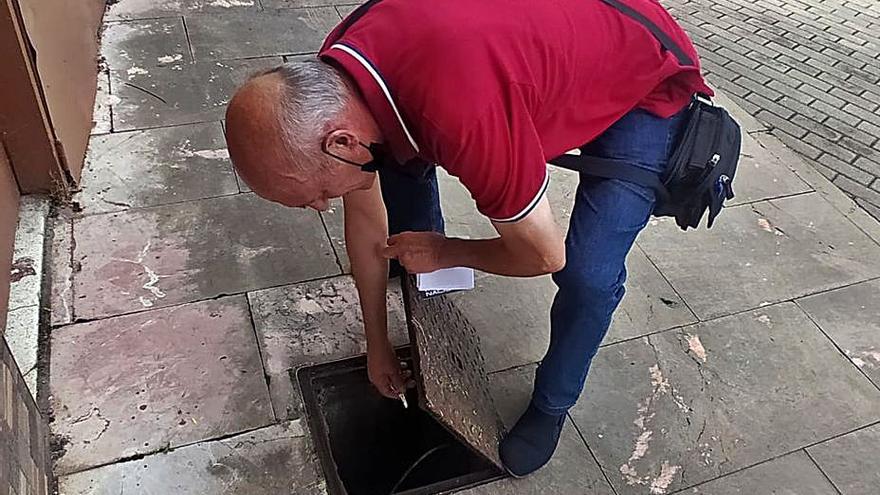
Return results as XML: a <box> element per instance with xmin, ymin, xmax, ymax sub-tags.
<box><xmin>238</xmin><ymin>152</ymin><xmax>373</xmax><ymax>211</ymax></box>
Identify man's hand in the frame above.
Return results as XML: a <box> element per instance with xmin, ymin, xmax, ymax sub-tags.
<box><xmin>392</xmin><ymin>196</ymin><xmax>564</xmax><ymax>277</ymax></box>
<box><xmin>382</xmin><ymin>231</ymin><xmax>447</xmax><ymax>274</ymax></box>
<box><xmin>367</xmin><ymin>340</ymin><xmax>412</xmax><ymax>398</ymax></box>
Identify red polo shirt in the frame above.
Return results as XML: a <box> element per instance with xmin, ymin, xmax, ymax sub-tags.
<box><xmin>319</xmin><ymin>0</ymin><xmax>711</xmax><ymax>222</ymax></box>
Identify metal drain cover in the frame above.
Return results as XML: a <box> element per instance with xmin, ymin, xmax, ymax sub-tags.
<box><xmin>401</xmin><ymin>275</ymin><xmax>505</xmax><ymax>469</ymax></box>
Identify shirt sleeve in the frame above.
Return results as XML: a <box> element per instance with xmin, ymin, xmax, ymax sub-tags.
<box><xmin>428</xmin><ymin>83</ymin><xmax>549</xmax><ymax>223</ymax></box>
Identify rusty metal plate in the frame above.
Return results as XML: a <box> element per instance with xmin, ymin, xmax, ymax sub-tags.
<box><xmin>401</xmin><ymin>275</ymin><xmax>505</xmax><ymax>469</ymax></box>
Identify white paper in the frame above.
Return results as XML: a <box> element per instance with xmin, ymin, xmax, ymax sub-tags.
<box><xmin>416</xmin><ymin>267</ymin><xmax>475</xmax><ymax>292</ymax></box>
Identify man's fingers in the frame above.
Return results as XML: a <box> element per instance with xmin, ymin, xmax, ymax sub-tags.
<box><xmin>373</xmin><ymin>371</ymin><xmax>414</xmax><ymax>399</ymax></box>
<box><xmin>379</xmin><ymin>377</ymin><xmax>398</xmax><ymax>399</ymax></box>
<box><xmin>389</xmin><ymin>371</ymin><xmax>407</xmax><ymax>390</ymax></box>
<box><xmin>381</xmin><ymin>245</ymin><xmax>400</xmax><ymax>260</ymax></box>
<box><xmin>387</xmin><ymin>232</ymin><xmax>416</xmax><ymax>244</ymax></box>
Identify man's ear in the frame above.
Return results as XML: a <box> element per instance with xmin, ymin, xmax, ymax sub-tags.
<box><xmin>325</xmin><ymin>129</ymin><xmax>360</xmax><ymax>155</ymax></box>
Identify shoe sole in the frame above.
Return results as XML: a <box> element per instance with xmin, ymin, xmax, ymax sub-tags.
<box><xmin>503</xmin><ymin>465</ymin><xmax>527</xmax><ymax>479</ymax></box>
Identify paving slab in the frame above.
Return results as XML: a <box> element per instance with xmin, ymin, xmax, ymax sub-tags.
<box><xmin>807</xmin><ymin>423</ymin><xmax>880</xmax><ymax>495</ymax></box>
<box><xmin>185</xmin><ymin>9</ymin><xmax>339</xmax><ymax>60</ymax></box>
<box><xmin>335</xmin><ymin>4</ymin><xmax>357</xmax><ymax>17</ymax></box>
<box><xmin>728</xmin><ymin>133</ymin><xmax>813</xmax><ymax>206</ymax></box>
<box><xmin>458</xmin><ymin>364</ymin><xmax>614</xmax><ymax>495</ymax></box>
<box><xmin>437</xmin><ymin>169</ymin><xmax>498</xmax><ymax>240</ymax></box>
<box><xmin>106</xmin><ymin>0</ymin><xmax>258</xmax><ymax>21</ymax></box>
<box><xmin>439</xmin><ymin>167</ymin><xmax>579</xmax><ymax>238</ymax></box>
<box><xmin>318</xmin><ymin>198</ymin><xmax>349</xmax><ymax>273</ymax></box>
<box><xmin>546</xmin><ymin>167</ymin><xmax>580</xmax><ymax>225</ymax></box>
<box><xmin>637</xmin><ymin>193</ymin><xmax>880</xmax><ymax>320</ymax></box>
<box><xmin>110</xmin><ymin>57</ymin><xmax>280</xmax><ymax>132</ymax></box>
<box><xmin>608</xmin><ymin>247</ymin><xmax>697</xmax><ymax>344</ymax></box>
<box><xmin>449</xmin><ymin>247</ymin><xmax>695</xmax><ymax>373</ymax></box>
<box><xmin>72</xmin><ymin>192</ymin><xmax>339</xmax><ymax>320</ymax></box>
<box><xmin>101</xmin><ymin>19</ymin><xmax>191</xmax><ymax>73</ymax></box>
<box><xmin>686</xmin><ymin>451</ymin><xmax>837</xmax><ymax>494</ymax></box>
<box><xmin>57</xmin><ymin>421</ymin><xmax>326</xmax><ymax>494</ymax></box>
<box><xmin>50</xmin><ymin>296</ymin><xmax>274</xmax><ymax>474</ymax></box>
<box><xmin>79</xmin><ymin>122</ymin><xmax>238</xmax><ymax>215</ymax></box>
<box><xmin>248</xmin><ymin>275</ymin><xmax>408</xmax><ymax>419</ymax></box>
<box><xmin>569</xmin><ymin>303</ymin><xmax>880</xmax><ymax>495</ymax></box>
<box><xmin>797</xmin><ymin>280</ymin><xmax>880</xmax><ymax>388</ymax></box>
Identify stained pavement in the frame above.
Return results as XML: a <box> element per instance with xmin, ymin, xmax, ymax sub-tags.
<box><xmin>44</xmin><ymin>0</ymin><xmax>880</xmax><ymax>493</ymax></box>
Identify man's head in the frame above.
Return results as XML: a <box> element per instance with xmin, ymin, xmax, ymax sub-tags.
<box><xmin>225</xmin><ymin>60</ymin><xmax>380</xmax><ymax>210</ymax></box>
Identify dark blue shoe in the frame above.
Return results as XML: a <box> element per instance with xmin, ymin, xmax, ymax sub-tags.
<box><xmin>499</xmin><ymin>402</ymin><xmax>566</xmax><ymax>477</ymax></box>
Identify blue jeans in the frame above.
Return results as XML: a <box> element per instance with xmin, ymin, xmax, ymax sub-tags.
<box><xmin>379</xmin><ymin>164</ymin><xmax>445</xmax><ymax>236</ymax></box>
<box><xmin>383</xmin><ymin>107</ymin><xmax>686</xmax><ymax>413</ymax></box>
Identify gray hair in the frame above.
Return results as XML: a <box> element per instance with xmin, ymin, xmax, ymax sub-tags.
<box><xmin>258</xmin><ymin>60</ymin><xmax>350</xmax><ymax>163</ymax></box>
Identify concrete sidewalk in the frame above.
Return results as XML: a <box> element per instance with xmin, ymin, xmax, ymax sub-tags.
<box><xmin>42</xmin><ymin>1</ymin><xmax>880</xmax><ymax>494</ymax></box>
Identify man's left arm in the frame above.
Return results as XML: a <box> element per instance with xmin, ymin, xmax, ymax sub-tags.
<box><xmin>383</xmin><ymin>194</ymin><xmax>565</xmax><ymax>277</ymax></box>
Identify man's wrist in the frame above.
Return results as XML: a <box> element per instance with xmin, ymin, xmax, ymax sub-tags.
<box><xmin>365</xmin><ymin>332</ymin><xmax>392</xmax><ymax>350</ymax></box>
<box><xmin>439</xmin><ymin>236</ymin><xmax>468</xmax><ymax>269</ymax></box>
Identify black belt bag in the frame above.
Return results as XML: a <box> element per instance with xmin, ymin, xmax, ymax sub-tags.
<box><xmin>549</xmin><ymin>0</ymin><xmax>742</xmax><ymax>231</ymax></box>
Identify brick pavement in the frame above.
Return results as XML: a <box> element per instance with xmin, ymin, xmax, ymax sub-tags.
<box><xmin>665</xmin><ymin>0</ymin><xmax>880</xmax><ymax>219</ymax></box>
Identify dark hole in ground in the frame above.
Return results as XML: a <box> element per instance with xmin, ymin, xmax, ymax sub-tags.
<box><xmin>297</xmin><ymin>350</ymin><xmax>502</xmax><ymax>495</ymax></box>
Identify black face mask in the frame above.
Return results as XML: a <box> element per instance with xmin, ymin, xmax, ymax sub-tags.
<box><xmin>323</xmin><ymin>142</ymin><xmax>393</xmax><ymax>173</ymax></box>
<box><xmin>323</xmin><ymin>141</ymin><xmax>433</xmax><ymax>178</ymax></box>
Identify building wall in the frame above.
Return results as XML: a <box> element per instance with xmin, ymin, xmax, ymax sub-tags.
<box><xmin>1</xmin><ymin>29</ymin><xmax>50</xmax><ymax>495</ymax></box>
<box><xmin>19</xmin><ymin>0</ymin><xmax>106</xmax><ymax>185</ymax></box>
<box><xmin>0</xmin><ymin>0</ymin><xmax>65</xmax><ymax>194</ymax></box>
<box><xmin>0</xmin><ymin>146</ymin><xmax>19</xmax><ymax>331</ymax></box>
<box><xmin>0</xmin><ymin>336</ymin><xmax>50</xmax><ymax>495</ymax></box>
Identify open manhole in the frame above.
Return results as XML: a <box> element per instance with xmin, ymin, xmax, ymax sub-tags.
<box><xmin>297</xmin><ymin>349</ymin><xmax>504</xmax><ymax>495</ymax></box>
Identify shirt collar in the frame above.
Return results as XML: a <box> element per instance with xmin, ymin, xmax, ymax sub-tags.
<box><xmin>321</xmin><ymin>43</ymin><xmax>420</xmax><ymax>164</ymax></box>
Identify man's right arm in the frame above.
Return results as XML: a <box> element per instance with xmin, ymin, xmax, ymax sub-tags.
<box><xmin>342</xmin><ymin>177</ymin><xmax>406</xmax><ymax>398</ymax></box>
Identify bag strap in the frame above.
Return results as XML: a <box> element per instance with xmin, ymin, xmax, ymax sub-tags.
<box><xmin>549</xmin><ymin>154</ymin><xmax>670</xmax><ymax>202</ymax></box>
<box><xmin>599</xmin><ymin>0</ymin><xmax>694</xmax><ymax>67</ymax></box>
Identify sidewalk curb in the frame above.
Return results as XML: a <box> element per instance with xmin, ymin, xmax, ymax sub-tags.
<box><xmin>5</xmin><ymin>194</ymin><xmax>52</xmax><ymax>400</ymax></box>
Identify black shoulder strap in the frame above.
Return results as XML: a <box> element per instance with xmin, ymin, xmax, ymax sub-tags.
<box><xmin>549</xmin><ymin>154</ymin><xmax>670</xmax><ymax>201</ymax></box>
<box><xmin>599</xmin><ymin>0</ymin><xmax>694</xmax><ymax>66</ymax></box>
